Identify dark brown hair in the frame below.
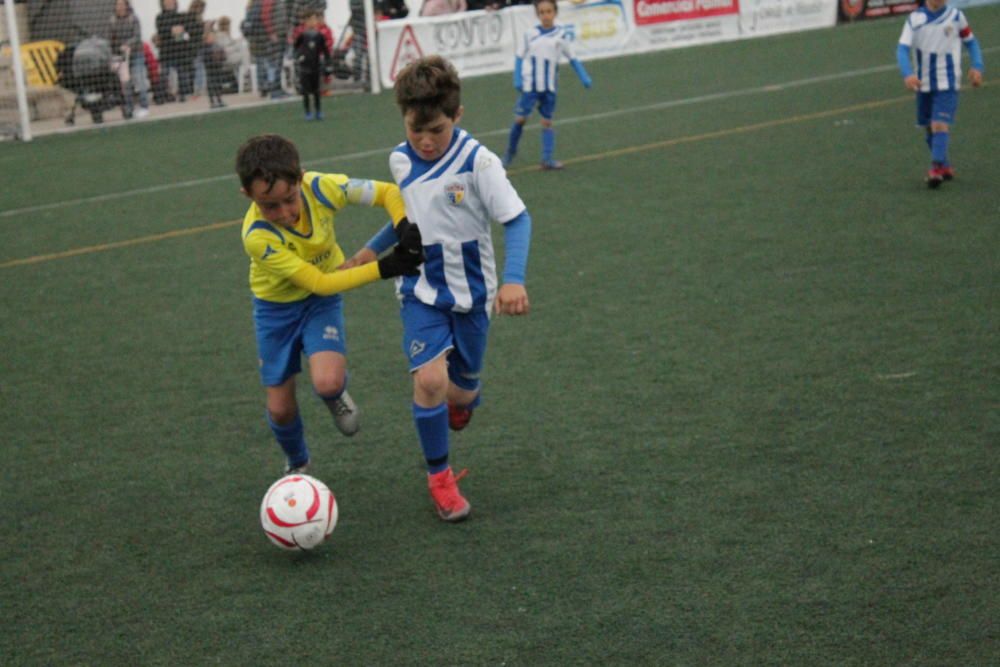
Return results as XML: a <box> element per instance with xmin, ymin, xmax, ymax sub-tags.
<box><xmin>235</xmin><ymin>134</ymin><xmax>302</xmax><ymax>191</ymax></box>
<box><xmin>393</xmin><ymin>55</ymin><xmax>461</xmax><ymax>127</ymax></box>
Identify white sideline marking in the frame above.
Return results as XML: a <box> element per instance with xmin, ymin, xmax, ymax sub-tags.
<box><xmin>875</xmin><ymin>371</ymin><xmax>918</xmax><ymax>381</ymax></box>
<box><xmin>1</xmin><ymin>50</ymin><xmax>996</xmax><ymax>220</ymax></box>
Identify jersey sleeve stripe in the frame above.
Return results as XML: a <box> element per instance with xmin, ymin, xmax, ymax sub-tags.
<box><xmin>310</xmin><ymin>176</ymin><xmax>336</xmax><ymax>210</ymax></box>
<box><xmin>245</xmin><ymin>220</ymin><xmax>285</xmax><ymax>242</ymax></box>
<box><xmin>457</xmin><ymin>144</ymin><xmax>481</xmax><ymax>176</ymax></box>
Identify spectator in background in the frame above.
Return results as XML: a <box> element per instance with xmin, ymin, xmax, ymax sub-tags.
<box><xmin>144</xmin><ymin>38</ymin><xmax>170</xmax><ymax>104</ymax></box>
<box><xmin>203</xmin><ymin>28</ymin><xmax>227</xmax><ymax>107</ymax></box>
<box><xmin>419</xmin><ymin>0</ymin><xmax>467</xmax><ymax>16</ymax></box>
<box><xmin>110</xmin><ymin>0</ymin><xmax>150</xmax><ymax>118</ymax></box>
<box><xmin>214</xmin><ymin>16</ymin><xmax>248</xmax><ymax>91</ymax></box>
<box><xmin>293</xmin><ymin>0</ymin><xmax>328</xmax><ymax>24</ymax></box>
<box><xmin>242</xmin><ymin>0</ymin><xmax>289</xmax><ymax>98</ymax></box>
<box><xmin>186</xmin><ymin>0</ymin><xmax>207</xmax><ymax>98</ymax></box>
<box><xmin>375</xmin><ymin>0</ymin><xmax>409</xmax><ymax>20</ymax></box>
<box><xmin>293</xmin><ymin>10</ymin><xmax>330</xmax><ymax>120</ymax></box>
<box><xmin>156</xmin><ymin>0</ymin><xmax>192</xmax><ymax>101</ymax></box>
<box><xmin>467</xmin><ymin>0</ymin><xmax>507</xmax><ymax>9</ymax></box>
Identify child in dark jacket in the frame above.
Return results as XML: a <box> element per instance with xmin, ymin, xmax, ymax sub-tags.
<box><xmin>293</xmin><ymin>11</ymin><xmax>331</xmax><ymax>120</ymax></box>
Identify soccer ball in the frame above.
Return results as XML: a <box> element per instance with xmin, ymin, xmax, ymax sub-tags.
<box><xmin>260</xmin><ymin>474</ymin><xmax>338</xmax><ymax>551</ymax></box>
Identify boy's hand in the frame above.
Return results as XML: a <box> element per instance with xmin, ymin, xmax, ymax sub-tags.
<box><xmin>339</xmin><ymin>247</ymin><xmax>377</xmax><ymax>270</ymax></box>
<box><xmin>377</xmin><ymin>244</ymin><xmax>423</xmax><ymax>279</ymax></box>
<box><xmin>968</xmin><ymin>68</ymin><xmax>983</xmax><ymax>87</ymax></box>
<box><xmin>394</xmin><ymin>217</ymin><xmax>423</xmax><ymax>254</ymax></box>
<box><xmin>494</xmin><ymin>283</ymin><xmax>530</xmax><ymax>316</ymax></box>
<box><xmin>904</xmin><ymin>75</ymin><xmax>921</xmax><ymax>91</ymax></box>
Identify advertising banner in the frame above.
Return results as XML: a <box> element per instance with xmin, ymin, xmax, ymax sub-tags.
<box><xmin>628</xmin><ymin>0</ymin><xmax>743</xmax><ymax>52</ymax></box>
<box><xmin>376</xmin><ymin>0</ymin><xmax>839</xmax><ymax>87</ymax></box>
<box><xmin>738</xmin><ymin>0</ymin><xmax>838</xmax><ymax>36</ymax></box>
<box><xmin>838</xmin><ymin>0</ymin><xmax>918</xmax><ymax>22</ymax></box>
<box><xmin>376</xmin><ymin>10</ymin><xmax>515</xmax><ymax>88</ymax></box>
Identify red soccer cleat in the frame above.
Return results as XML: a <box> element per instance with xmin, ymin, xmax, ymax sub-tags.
<box><xmin>939</xmin><ymin>166</ymin><xmax>955</xmax><ymax>181</ymax></box>
<box><xmin>447</xmin><ymin>402</ymin><xmax>473</xmax><ymax>431</ymax></box>
<box><xmin>428</xmin><ymin>467</ymin><xmax>470</xmax><ymax>522</ymax></box>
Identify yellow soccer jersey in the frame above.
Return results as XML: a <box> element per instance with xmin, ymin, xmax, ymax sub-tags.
<box><xmin>242</xmin><ymin>171</ymin><xmax>406</xmax><ymax>302</ymax></box>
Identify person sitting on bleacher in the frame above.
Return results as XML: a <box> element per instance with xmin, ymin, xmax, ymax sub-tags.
<box><xmin>110</xmin><ymin>0</ymin><xmax>150</xmax><ymax>118</ymax></box>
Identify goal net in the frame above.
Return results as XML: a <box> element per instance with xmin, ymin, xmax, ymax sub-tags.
<box><xmin>0</xmin><ymin>0</ymin><xmax>381</xmax><ymax>140</ymax></box>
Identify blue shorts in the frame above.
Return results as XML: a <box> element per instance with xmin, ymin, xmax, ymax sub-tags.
<box><xmin>916</xmin><ymin>90</ymin><xmax>959</xmax><ymax>127</ymax></box>
<box><xmin>514</xmin><ymin>91</ymin><xmax>557</xmax><ymax>120</ymax></box>
<box><xmin>400</xmin><ymin>297</ymin><xmax>489</xmax><ymax>391</ymax></box>
<box><xmin>253</xmin><ymin>294</ymin><xmax>347</xmax><ymax>386</ymax></box>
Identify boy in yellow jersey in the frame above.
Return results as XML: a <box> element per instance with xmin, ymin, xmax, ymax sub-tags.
<box><xmin>236</xmin><ymin>134</ymin><xmax>423</xmax><ymax>473</ymax></box>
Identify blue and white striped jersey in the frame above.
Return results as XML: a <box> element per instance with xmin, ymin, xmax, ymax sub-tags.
<box><xmin>899</xmin><ymin>6</ymin><xmax>975</xmax><ymax>92</ymax></box>
<box><xmin>516</xmin><ymin>24</ymin><xmax>578</xmax><ymax>94</ymax></box>
<box><xmin>389</xmin><ymin>128</ymin><xmax>526</xmax><ymax>314</ymax></box>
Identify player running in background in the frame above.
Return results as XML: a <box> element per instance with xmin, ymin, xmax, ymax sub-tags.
<box><xmin>896</xmin><ymin>0</ymin><xmax>983</xmax><ymax>188</ymax></box>
<box><xmin>343</xmin><ymin>56</ymin><xmax>533</xmax><ymax>522</ymax></box>
<box><xmin>236</xmin><ymin>134</ymin><xmax>423</xmax><ymax>474</ymax></box>
<box><xmin>502</xmin><ymin>0</ymin><xmax>592</xmax><ymax>171</ymax></box>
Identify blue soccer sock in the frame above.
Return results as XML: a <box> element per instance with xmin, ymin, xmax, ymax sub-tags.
<box><xmin>267</xmin><ymin>412</ymin><xmax>310</xmax><ymax>469</ymax></box>
<box><xmin>541</xmin><ymin>127</ymin><xmax>555</xmax><ymax>163</ymax></box>
<box><xmin>931</xmin><ymin>131</ymin><xmax>950</xmax><ymax>166</ymax></box>
<box><xmin>413</xmin><ymin>403</ymin><xmax>450</xmax><ymax>474</ymax></box>
<box><xmin>507</xmin><ymin>122</ymin><xmax>523</xmax><ymax>158</ymax></box>
<box><xmin>925</xmin><ymin>128</ymin><xmax>933</xmax><ymax>151</ymax></box>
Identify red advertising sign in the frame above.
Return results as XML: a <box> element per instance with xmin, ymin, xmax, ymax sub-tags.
<box><xmin>634</xmin><ymin>0</ymin><xmax>741</xmax><ymax>25</ymax></box>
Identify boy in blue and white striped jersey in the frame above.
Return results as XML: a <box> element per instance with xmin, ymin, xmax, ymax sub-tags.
<box><xmin>897</xmin><ymin>0</ymin><xmax>984</xmax><ymax>188</ymax></box>
<box><xmin>503</xmin><ymin>0</ymin><xmax>592</xmax><ymax>170</ymax></box>
<box><xmin>345</xmin><ymin>56</ymin><xmax>532</xmax><ymax>522</ymax></box>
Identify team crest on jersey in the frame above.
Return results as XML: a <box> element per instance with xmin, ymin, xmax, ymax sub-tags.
<box><xmin>445</xmin><ymin>183</ymin><xmax>465</xmax><ymax>205</ymax></box>
<box><xmin>944</xmin><ymin>26</ymin><xmax>953</xmax><ymax>37</ymax></box>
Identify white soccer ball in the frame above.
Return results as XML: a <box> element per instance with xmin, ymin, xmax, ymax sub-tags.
<box><xmin>260</xmin><ymin>474</ymin><xmax>338</xmax><ymax>551</ymax></box>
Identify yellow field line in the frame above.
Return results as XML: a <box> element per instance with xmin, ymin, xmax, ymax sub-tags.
<box><xmin>509</xmin><ymin>95</ymin><xmax>913</xmax><ymax>172</ymax></box>
<box><xmin>0</xmin><ymin>220</ymin><xmax>240</xmax><ymax>269</ymax></box>
<box><xmin>0</xmin><ymin>92</ymin><xmax>948</xmax><ymax>270</ymax></box>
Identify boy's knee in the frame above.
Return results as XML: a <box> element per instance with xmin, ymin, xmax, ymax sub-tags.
<box><xmin>312</xmin><ymin>375</ymin><xmax>346</xmax><ymax>399</ymax></box>
<box><xmin>413</xmin><ymin>365</ymin><xmax>448</xmax><ymax>399</ymax></box>
<box><xmin>267</xmin><ymin>403</ymin><xmax>298</xmax><ymax>425</ymax></box>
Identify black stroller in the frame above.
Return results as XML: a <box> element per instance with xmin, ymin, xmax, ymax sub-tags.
<box><xmin>57</xmin><ymin>36</ymin><xmax>130</xmax><ymax>125</ymax></box>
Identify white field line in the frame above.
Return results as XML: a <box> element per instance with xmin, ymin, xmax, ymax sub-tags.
<box><xmin>0</xmin><ymin>62</ymin><xmax>911</xmax><ymax>220</ymax></box>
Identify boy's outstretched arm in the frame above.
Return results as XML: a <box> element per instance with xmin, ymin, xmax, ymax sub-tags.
<box><xmin>495</xmin><ymin>210</ymin><xmax>532</xmax><ymax>316</ymax></box>
<box><xmin>896</xmin><ymin>44</ymin><xmax>920</xmax><ymax>91</ymax></box>
<box><xmin>290</xmin><ymin>245</ymin><xmax>421</xmax><ymax>295</ymax></box>
<box><xmin>964</xmin><ymin>35</ymin><xmax>984</xmax><ymax>86</ymax></box>
<box><xmin>570</xmin><ymin>59</ymin><xmax>592</xmax><ymax>89</ymax></box>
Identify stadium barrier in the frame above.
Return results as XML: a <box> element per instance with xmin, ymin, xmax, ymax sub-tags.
<box><xmin>24</xmin><ymin>0</ymin><xmax>978</xmax><ymax>140</ymax></box>
<box><xmin>375</xmin><ymin>0</ymin><xmax>840</xmax><ymax>89</ymax></box>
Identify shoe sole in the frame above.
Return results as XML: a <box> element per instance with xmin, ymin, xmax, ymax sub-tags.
<box><xmin>926</xmin><ymin>178</ymin><xmax>943</xmax><ymax>189</ymax></box>
<box><xmin>436</xmin><ymin>503</ymin><xmax>471</xmax><ymax>522</ymax></box>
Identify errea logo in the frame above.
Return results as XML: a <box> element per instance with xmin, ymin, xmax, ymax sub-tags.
<box><xmin>323</xmin><ymin>326</ymin><xmax>340</xmax><ymax>341</ymax></box>
<box><xmin>409</xmin><ymin>339</ymin><xmax>426</xmax><ymax>358</ymax></box>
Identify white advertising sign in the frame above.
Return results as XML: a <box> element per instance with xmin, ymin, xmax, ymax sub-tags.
<box><xmin>376</xmin><ymin>10</ymin><xmax>515</xmax><ymax>89</ymax></box>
